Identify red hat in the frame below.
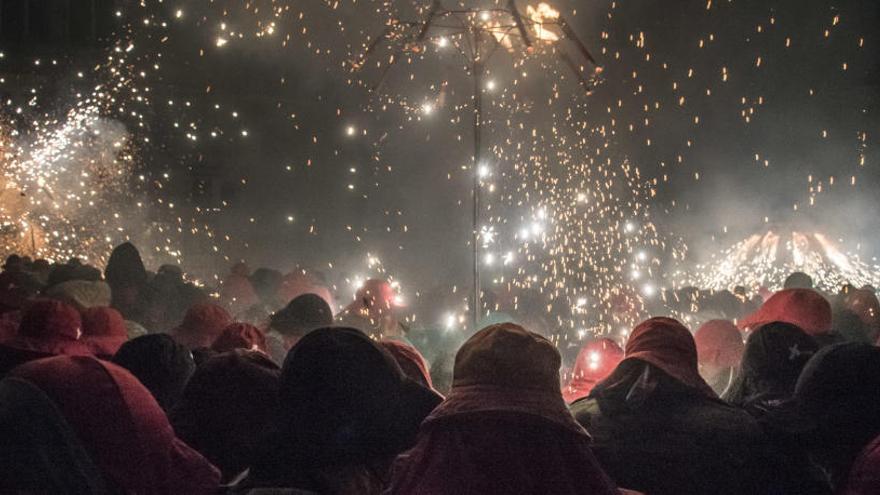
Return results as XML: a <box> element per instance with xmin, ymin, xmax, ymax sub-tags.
<box><xmin>345</xmin><ymin>279</ymin><xmax>402</xmax><ymax>317</ymax></box>
<box><xmin>624</xmin><ymin>317</ymin><xmax>716</xmax><ymax>397</ymax></box>
<box><xmin>428</xmin><ymin>323</ymin><xmax>584</xmax><ymax>434</ymax></box>
<box><xmin>3</xmin><ymin>300</ymin><xmax>90</xmax><ymax>356</ymax></box>
<box><xmin>80</xmin><ymin>307</ymin><xmax>128</xmax><ymax>357</ymax></box>
<box><xmin>739</xmin><ymin>289</ymin><xmax>831</xmax><ymax>336</ymax></box>
<box><xmin>380</xmin><ymin>339</ymin><xmax>434</xmax><ymax>390</ymax></box>
<box><xmin>694</xmin><ymin>319</ymin><xmax>744</xmax><ymax>368</ymax></box>
<box><xmin>9</xmin><ymin>356</ymin><xmax>220</xmax><ymax>493</ymax></box>
<box><xmin>211</xmin><ymin>322</ymin><xmax>268</xmax><ymax>354</ymax></box>
<box><xmin>563</xmin><ymin>338</ymin><xmax>624</xmax><ymax>403</ymax></box>
<box><xmin>170</xmin><ymin>303</ymin><xmax>233</xmax><ymax>350</ymax></box>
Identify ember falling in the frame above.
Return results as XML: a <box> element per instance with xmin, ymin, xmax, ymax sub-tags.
<box><xmin>0</xmin><ymin>1</ymin><xmax>877</xmax><ymax>338</ymax></box>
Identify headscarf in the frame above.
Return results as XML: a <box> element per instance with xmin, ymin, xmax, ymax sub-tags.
<box><xmin>211</xmin><ymin>322</ymin><xmax>268</xmax><ymax>354</ymax></box>
<box><xmin>623</xmin><ymin>317</ymin><xmax>716</xmax><ymax>397</ymax></box>
<box><xmin>380</xmin><ymin>339</ymin><xmax>434</xmax><ymax>389</ymax></box>
<box><xmin>0</xmin><ymin>376</ymin><xmax>109</xmax><ymax>493</ymax></box>
<box><xmin>724</xmin><ymin>321</ymin><xmax>818</xmax><ymax>408</ymax></box>
<box><xmin>171</xmin><ymin>350</ymin><xmax>279</xmax><ymax>482</ymax></box>
<box><xmin>694</xmin><ymin>319</ymin><xmax>744</xmax><ymax>368</ymax></box>
<box><xmin>113</xmin><ymin>333</ymin><xmax>196</xmax><ymax>412</ymax></box>
<box><xmin>169</xmin><ymin>303</ymin><xmax>233</xmax><ymax>350</ymax></box>
<box><xmin>80</xmin><ymin>306</ymin><xmax>128</xmax><ymax>358</ymax></box>
<box><xmin>248</xmin><ymin>326</ymin><xmax>441</xmax><ymax>489</ymax></box>
<box><xmin>8</xmin><ymin>356</ymin><xmax>220</xmax><ymax>493</ymax></box>
<box><xmin>563</xmin><ymin>338</ymin><xmax>624</xmax><ymax>404</ymax></box>
<box><xmin>386</xmin><ymin>323</ymin><xmax>618</xmax><ymax>495</ymax></box>
<box><xmin>795</xmin><ymin>343</ymin><xmax>880</xmax><ymax>488</ymax></box>
<box><xmin>739</xmin><ymin>289</ymin><xmax>832</xmax><ymax>336</ymax></box>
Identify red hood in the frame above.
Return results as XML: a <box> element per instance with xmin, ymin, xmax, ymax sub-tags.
<box><xmin>694</xmin><ymin>319</ymin><xmax>744</xmax><ymax>368</ymax></box>
<box><xmin>563</xmin><ymin>338</ymin><xmax>624</xmax><ymax>403</ymax></box>
<box><xmin>9</xmin><ymin>356</ymin><xmax>220</xmax><ymax>494</ymax></box>
<box><xmin>738</xmin><ymin>288</ymin><xmax>831</xmax><ymax>336</ymax></box>
<box><xmin>2</xmin><ymin>300</ymin><xmax>90</xmax><ymax>356</ymax></box>
<box><xmin>624</xmin><ymin>317</ymin><xmax>716</xmax><ymax>397</ymax></box>
<box><xmin>81</xmin><ymin>307</ymin><xmax>128</xmax><ymax>357</ymax></box>
<box><xmin>380</xmin><ymin>339</ymin><xmax>434</xmax><ymax>389</ymax></box>
<box><xmin>841</xmin><ymin>433</ymin><xmax>880</xmax><ymax>494</ymax></box>
<box><xmin>278</xmin><ymin>271</ymin><xmax>334</xmax><ymax>312</ymax></box>
<box><xmin>211</xmin><ymin>322</ymin><xmax>268</xmax><ymax>354</ymax></box>
<box><xmin>219</xmin><ymin>274</ymin><xmax>259</xmax><ymax>315</ymax></box>
<box><xmin>170</xmin><ymin>303</ymin><xmax>233</xmax><ymax>349</ymax></box>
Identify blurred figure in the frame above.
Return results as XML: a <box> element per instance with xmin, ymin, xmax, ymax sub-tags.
<box><xmin>839</xmin><ymin>289</ymin><xmax>880</xmax><ymax>342</ymax></box>
<box><xmin>784</xmin><ymin>272</ymin><xmax>814</xmax><ymax>290</ymax></box>
<box><xmin>795</xmin><ymin>343</ymin><xmax>880</xmax><ymax>491</ymax></box>
<box><xmin>250</xmin><ymin>268</ymin><xmax>284</xmax><ymax>309</ymax></box>
<box><xmin>169</xmin><ymin>303</ymin><xmax>233</xmax><ymax>350</ymax></box>
<box><xmin>277</xmin><ymin>269</ymin><xmax>335</xmax><ymax>313</ymax></box>
<box><xmin>724</xmin><ymin>322</ymin><xmax>827</xmax><ymax>494</ymax></box>
<box><xmin>266</xmin><ymin>293</ymin><xmax>333</xmax><ymax>363</ymax></box>
<box><xmin>2</xmin><ymin>356</ymin><xmax>219</xmax><ymax>493</ymax></box>
<box><xmin>172</xmin><ymin>350</ymin><xmax>279</xmax><ymax>483</ymax></box>
<box><xmin>219</xmin><ymin>262</ymin><xmax>259</xmax><ymax>318</ymax></box>
<box><xmin>0</xmin><ymin>300</ymin><xmax>90</xmax><ymax>376</ymax></box>
<box><xmin>104</xmin><ymin>242</ymin><xmax>148</xmax><ymax>320</ymax></box>
<box><xmin>387</xmin><ymin>323</ymin><xmax>618</xmax><ymax>495</ymax></box>
<box><xmin>380</xmin><ymin>339</ymin><xmax>434</xmax><ymax>390</ymax></box>
<box><xmin>211</xmin><ymin>322</ymin><xmax>268</xmax><ymax>354</ymax></box>
<box><xmin>80</xmin><ymin>306</ymin><xmax>128</xmax><ymax>358</ymax></box>
<box><xmin>239</xmin><ymin>327</ymin><xmax>441</xmax><ymax>494</ymax></box>
<box><xmin>113</xmin><ymin>333</ymin><xmax>196</xmax><ymax>412</ymax></box>
<box><xmin>571</xmin><ymin>317</ymin><xmax>774</xmax><ymax>495</ymax></box>
<box><xmin>562</xmin><ymin>338</ymin><xmax>624</xmax><ymax>404</ymax></box>
<box><xmin>694</xmin><ymin>319</ymin><xmax>744</xmax><ymax>395</ymax></box>
<box><xmin>337</xmin><ymin>279</ymin><xmax>408</xmax><ymax>341</ymax></box>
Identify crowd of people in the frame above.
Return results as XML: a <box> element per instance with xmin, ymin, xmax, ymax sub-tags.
<box><xmin>0</xmin><ymin>242</ymin><xmax>879</xmax><ymax>494</ymax></box>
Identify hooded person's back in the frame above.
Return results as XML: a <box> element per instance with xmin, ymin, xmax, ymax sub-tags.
<box><xmin>571</xmin><ymin>317</ymin><xmax>776</xmax><ymax>495</ymax></box>
<box><xmin>104</xmin><ymin>242</ymin><xmax>148</xmax><ymax>320</ymax></box>
<box><xmin>113</xmin><ymin>333</ymin><xmax>196</xmax><ymax>412</ymax></box>
<box><xmin>169</xmin><ymin>303</ymin><xmax>233</xmax><ymax>350</ymax></box>
<box><xmin>0</xmin><ymin>299</ymin><xmax>91</xmax><ymax>376</ymax></box>
<box><xmin>387</xmin><ymin>323</ymin><xmax>618</xmax><ymax>495</ymax></box>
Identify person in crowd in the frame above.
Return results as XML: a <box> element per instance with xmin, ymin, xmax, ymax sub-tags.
<box><xmin>278</xmin><ymin>269</ymin><xmax>336</xmax><ymax>313</ymax></box>
<box><xmin>739</xmin><ymin>288</ymin><xmax>837</xmax><ymax>344</ymax></box>
<box><xmin>784</xmin><ymin>272</ymin><xmax>814</xmax><ymax>290</ymax></box>
<box><xmin>562</xmin><ymin>337</ymin><xmax>624</xmax><ymax>404</ymax></box>
<box><xmin>337</xmin><ymin>279</ymin><xmax>409</xmax><ymax>341</ymax></box>
<box><xmin>265</xmin><ymin>293</ymin><xmax>333</xmax><ymax>363</ymax></box>
<box><xmin>838</xmin><ymin>289</ymin><xmax>880</xmax><ymax>342</ymax></box>
<box><xmin>571</xmin><ymin>317</ymin><xmax>775</xmax><ymax>495</ymax></box>
<box><xmin>380</xmin><ymin>339</ymin><xmax>434</xmax><ymax>390</ymax></box>
<box><xmin>171</xmin><ymin>350</ymin><xmax>279</xmax><ymax>483</ymax></box>
<box><xmin>219</xmin><ymin>262</ymin><xmax>260</xmax><ymax>318</ymax></box>
<box><xmin>250</xmin><ymin>267</ymin><xmax>284</xmax><ymax>309</ymax></box>
<box><xmin>80</xmin><ymin>306</ymin><xmax>129</xmax><ymax>359</ymax></box>
<box><xmin>694</xmin><ymin>319</ymin><xmax>744</xmax><ymax>395</ymax></box>
<box><xmin>795</xmin><ymin>343</ymin><xmax>880</xmax><ymax>491</ymax></box>
<box><xmin>0</xmin><ymin>299</ymin><xmax>90</xmax><ymax>375</ymax></box>
<box><xmin>169</xmin><ymin>302</ymin><xmax>233</xmax><ymax>350</ymax></box>
<box><xmin>237</xmin><ymin>327</ymin><xmax>441</xmax><ymax>494</ymax></box>
<box><xmin>387</xmin><ymin>323</ymin><xmax>619</xmax><ymax>495</ymax></box>
<box><xmin>211</xmin><ymin>322</ymin><xmax>268</xmax><ymax>354</ymax></box>
<box><xmin>113</xmin><ymin>333</ymin><xmax>196</xmax><ymax>412</ymax></box>
<box><xmin>0</xmin><ymin>355</ymin><xmax>220</xmax><ymax>493</ymax></box>
<box><xmin>724</xmin><ymin>321</ymin><xmax>829</xmax><ymax>494</ymax></box>
<box><xmin>103</xmin><ymin>242</ymin><xmax>148</xmax><ymax>320</ymax></box>
<box><xmin>44</xmin><ymin>279</ymin><xmax>112</xmax><ymax>312</ymax></box>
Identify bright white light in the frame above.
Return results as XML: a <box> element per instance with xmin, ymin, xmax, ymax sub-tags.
<box><xmin>637</xmin><ymin>251</ymin><xmax>647</xmax><ymax>262</ymax></box>
<box><xmin>575</xmin><ymin>297</ymin><xmax>587</xmax><ymax>307</ymax></box>
<box><xmin>484</xmin><ymin>253</ymin><xmax>495</xmax><ymax>266</ymax></box>
<box><xmin>175</xmin><ymin>9</ymin><xmax>184</xmax><ymax>18</ymax></box>
<box><xmin>477</xmin><ymin>164</ymin><xmax>490</xmax><ymax>178</ymax></box>
<box><xmin>215</xmin><ymin>37</ymin><xmax>228</xmax><ymax>47</ymax></box>
<box><xmin>421</xmin><ymin>102</ymin><xmax>434</xmax><ymax>115</ymax></box>
<box><xmin>642</xmin><ymin>283</ymin><xmax>656</xmax><ymax>297</ymax></box>
<box><xmin>480</xmin><ymin>11</ymin><xmax>491</xmax><ymax>21</ymax></box>
<box><xmin>486</xmin><ymin>79</ymin><xmax>497</xmax><ymax>91</ymax></box>
<box><xmin>625</xmin><ymin>221</ymin><xmax>637</xmax><ymax>233</ymax></box>
<box><xmin>437</xmin><ymin>37</ymin><xmax>449</xmax><ymax>48</ymax></box>
<box><xmin>577</xmin><ymin>192</ymin><xmax>587</xmax><ymax>203</ymax></box>
<box><xmin>503</xmin><ymin>251</ymin><xmax>515</xmax><ymax>265</ymax></box>
<box><xmin>530</xmin><ymin>222</ymin><xmax>543</xmax><ymax>235</ymax></box>
<box><xmin>631</xmin><ymin>270</ymin><xmax>641</xmax><ymax>280</ymax></box>
<box><xmin>346</xmin><ymin>126</ymin><xmax>356</xmax><ymax>136</ymax></box>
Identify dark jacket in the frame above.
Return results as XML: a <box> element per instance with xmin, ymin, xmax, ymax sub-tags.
<box><xmin>571</xmin><ymin>359</ymin><xmax>775</xmax><ymax>495</ymax></box>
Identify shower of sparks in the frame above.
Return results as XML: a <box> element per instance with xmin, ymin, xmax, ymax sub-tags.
<box><xmin>673</xmin><ymin>231</ymin><xmax>880</xmax><ymax>292</ymax></box>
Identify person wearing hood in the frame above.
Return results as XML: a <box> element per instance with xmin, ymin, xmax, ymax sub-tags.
<box><xmin>171</xmin><ymin>350</ymin><xmax>279</xmax><ymax>483</ymax></box>
<box><xmin>723</xmin><ymin>322</ymin><xmax>828</xmax><ymax>494</ymax></box>
<box><xmin>563</xmin><ymin>338</ymin><xmax>624</xmax><ymax>404</ymax></box>
<box><xmin>44</xmin><ymin>279</ymin><xmax>112</xmax><ymax>312</ymax></box>
<box><xmin>739</xmin><ymin>288</ymin><xmax>838</xmax><ymax>346</ymax></box>
<box><xmin>2</xmin><ymin>355</ymin><xmax>220</xmax><ymax>493</ymax></box>
<box><xmin>169</xmin><ymin>303</ymin><xmax>233</xmax><ymax>350</ymax></box>
<box><xmin>795</xmin><ymin>343</ymin><xmax>880</xmax><ymax>491</ymax></box>
<box><xmin>236</xmin><ymin>327</ymin><xmax>441</xmax><ymax>495</ymax></box>
<box><xmin>265</xmin><ymin>293</ymin><xmax>333</xmax><ymax>364</ymax></box>
<box><xmin>113</xmin><ymin>333</ymin><xmax>196</xmax><ymax>412</ymax></box>
<box><xmin>694</xmin><ymin>319</ymin><xmax>744</xmax><ymax>395</ymax></box>
<box><xmin>571</xmin><ymin>317</ymin><xmax>775</xmax><ymax>495</ymax></box>
<box><xmin>80</xmin><ymin>306</ymin><xmax>129</xmax><ymax>358</ymax></box>
<box><xmin>0</xmin><ymin>299</ymin><xmax>91</xmax><ymax>375</ymax></box>
<box><xmin>103</xmin><ymin>242</ymin><xmax>148</xmax><ymax>320</ymax></box>
<box><xmin>379</xmin><ymin>339</ymin><xmax>435</xmax><ymax>390</ymax></box>
<box><xmin>337</xmin><ymin>279</ymin><xmax>409</xmax><ymax>341</ymax></box>
<box><xmin>386</xmin><ymin>323</ymin><xmax>618</xmax><ymax>495</ymax></box>
<box><xmin>211</xmin><ymin>322</ymin><xmax>268</xmax><ymax>354</ymax></box>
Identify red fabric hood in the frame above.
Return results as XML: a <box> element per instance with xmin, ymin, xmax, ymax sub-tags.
<box><xmin>380</xmin><ymin>339</ymin><xmax>434</xmax><ymax>389</ymax></box>
<box><xmin>2</xmin><ymin>300</ymin><xmax>90</xmax><ymax>356</ymax></box>
<box><xmin>211</xmin><ymin>322</ymin><xmax>268</xmax><ymax>353</ymax></box>
<box><xmin>563</xmin><ymin>338</ymin><xmax>624</xmax><ymax>404</ymax></box>
<box><xmin>81</xmin><ymin>307</ymin><xmax>128</xmax><ymax>357</ymax></box>
<box><xmin>694</xmin><ymin>319</ymin><xmax>744</xmax><ymax>368</ymax></box>
<box><xmin>9</xmin><ymin>356</ymin><xmax>220</xmax><ymax>494</ymax></box>
<box><xmin>170</xmin><ymin>303</ymin><xmax>233</xmax><ymax>349</ymax></box>
<box><xmin>624</xmin><ymin>317</ymin><xmax>716</xmax><ymax>397</ymax></box>
<box><xmin>738</xmin><ymin>288</ymin><xmax>831</xmax><ymax>336</ymax></box>
<box><xmin>841</xmin><ymin>434</ymin><xmax>880</xmax><ymax>494</ymax></box>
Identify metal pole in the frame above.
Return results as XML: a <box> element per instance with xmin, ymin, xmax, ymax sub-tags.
<box><xmin>472</xmin><ymin>30</ymin><xmax>483</xmax><ymax>328</ymax></box>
